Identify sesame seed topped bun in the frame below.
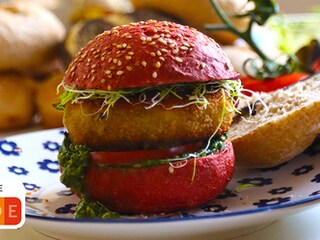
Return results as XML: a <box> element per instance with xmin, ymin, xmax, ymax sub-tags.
<box><xmin>57</xmin><ymin>20</ymin><xmax>242</xmax><ymax>217</ymax></box>
<box><xmin>64</xmin><ymin>20</ymin><xmax>239</xmax><ymax>90</ymax></box>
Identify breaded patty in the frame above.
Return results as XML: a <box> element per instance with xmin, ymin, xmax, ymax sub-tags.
<box><xmin>64</xmin><ymin>91</ymin><xmax>234</xmax><ymax>151</ymax></box>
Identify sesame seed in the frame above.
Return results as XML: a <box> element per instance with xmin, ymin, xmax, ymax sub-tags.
<box><xmin>169</xmin><ymin>43</ymin><xmax>175</xmax><ymax>48</ymax></box>
<box><xmin>108</xmin><ymin>58</ymin><xmax>113</xmax><ymax>63</ymax></box>
<box><xmin>128</xmin><ymin>52</ymin><xmax>134</xmax><ymax>56</ymax></box>
<box><xmin>152</xmin><ymin>71</ymin><xmax>158</xmax><ymax>78</ymax></box>
<box><xmin>155</xmin><ymin>61</ymin><xmax>161</xmax><ymax>68</ymax></box>
<box><xmin>149</xmin><ymin>41</ymin><xmax>156</xmax><ymax>45</ymax></box>
<box><xmin>159</xmin><ymin>57</ymin><xmax>165</xmax><ymax>61</ymax></box>
<box><xmin>70</xmin><ymin>66</ymin><xmax>75</xmax><ymax>72</ymax></box>
<box><xmin>141</xmin><ymin>61</ymin><xmax>147</xmax><ymax>67</ymax></box>
<box><xmin>158</xmin><ymin>38</ymin><xmax>166</xmax><ymax>44</ymax></box>
<box><xmin>125</xmin><ymin>56</ymin><xmax>132</xmax><ymax>60</ymax></box>
<box><xmin>87</xmin><ymin>58</ymin><xmax>91</xmax><ymax>62</ymax></box>
<box><xmin>175</xmin><ymin>57</ymin><xmax>183</xmax><ymax>63</ymax></box>
<box><xmin>122</xmin><ymin>43</ymin><xmax>127</xmax><ymax>48</ymax></box>
<box><xmin>201</xmin><ymin>62</ymin><xmax>206</xmax><ymax>69</ymax></box>
<box><xmin>160</xmin><ymin>48</ymin><xmax>168</xmax><ymax>53</ymax></box>
<box><xmin>91</xmin><ymin>64</ymin><xmax>97</xmax><ymax>68</ymax></box>
<box><xmin>172</xmin><ymin>49</ymin><xmax>179</xmax><ymax>54</ymax></box>
<box><xmin>150</xmin><ymin>52</ymin><xmax>156</xmax><ymax>57</ymax></box>
<box><xmin>126</xmin><ymin>66</ymin><xmax>133</xmax><ymax>71</ymax></box>
<box><xmin>140</xmin><ymin>36</ymin><xmax>146</xmax><ymax>41</ymax></box>
<box><xmin>117</xmin><ymin>60</ymin><xmax>122</xmax><ymax>66</ymax></box>
<box><xmin>147</xmin><ymin>37</ymin><xmax>152</xmax><ymax>42</ymax></box>
<box><xmin>90</xmin><ymin>76</ymin><xmax>96</xmax><ymax>82</ymax></box>
<box><xmin>81</xmin><ymin>52</ymin><xmax>87</xmax><ymax>58</ymax></box>
<box><xmin>108</xmin><ymin>74</ymin><xmax>113</xmax><ymax>78</ymax></box>
<box><xmin>126</xmin><ymin>35</ymin><xmax>132</xmax><ymax>39</ymax></box>
<box><xmin>105</xmin><ymin>70</ymin><xmax>111</xmax><ymax>75</ymax></box>
<box><xmin>183</xmin><ymin>42</ymin><xmax>190</xmax><ymax>47</ymax></box>
<box><xmin>180</xmin><ymin>46</ymin><xmax>188</xmax><ymax>51</ymax></box>
<box><xmin>100</xmin><ymin>79</ymin><xmax>106</xmax><ymax>83</ymax></box>
<box><xmin>116</xmin><ymin>70</ymin><xmax>124</xmax><ymax>75</ymax></box>
<box><xmin>101</xmin><ymin>56</ymin><xmax>105</xmax><ymax>61</ymax></box>
<box><xmin>107</xmin><ymin>85</ymin><xmax>112</xmax><ymax>90</ymax></box>
<box><xmin>113</xmin><ymin>59</ymin><xmax>118</xmax><ymax>64</ymax></box>
<box><xmin>156</xmin><ymin>50</ymin><xmax>162</xmax><ymax>56</ymax></box>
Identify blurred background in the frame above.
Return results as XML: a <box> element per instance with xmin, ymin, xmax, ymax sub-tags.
<box><xmin>0</xmin><ymin>0</ymin><xmax>319</xmax><ymax>135</ymax></box>
<box><xmin>277</xmin><ymin>0</ymin><xmax>319</xmax><ymax>12</ymax></box>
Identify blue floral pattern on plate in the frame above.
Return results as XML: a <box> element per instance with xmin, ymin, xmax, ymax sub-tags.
<box><xmin>0</xmin><ymin>128</ymin><xmax>320</xmax><ymax>223</ymax></box>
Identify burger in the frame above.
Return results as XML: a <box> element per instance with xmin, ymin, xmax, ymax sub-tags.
<box><xmin>56</xmin><ymin>20</ymin><xmax>241</xmax><ymax>218</ymax></box>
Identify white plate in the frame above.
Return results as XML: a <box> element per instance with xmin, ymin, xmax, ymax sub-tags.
<box><xmin>1</xmin><ymin>128</ymin><xmax>320</xmax><ymax>240</ymax></box>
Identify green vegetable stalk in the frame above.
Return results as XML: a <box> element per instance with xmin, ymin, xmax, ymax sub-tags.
<box><xmin>205</xmin><ymin>0</ymin><xmax>298</xmax><ymax>79</ymax></box>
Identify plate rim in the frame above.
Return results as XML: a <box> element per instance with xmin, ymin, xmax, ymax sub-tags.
<box><xmin>3</xmin><ymin>128</ymin><xmax>320</xmax><ymax>224</ymax></box>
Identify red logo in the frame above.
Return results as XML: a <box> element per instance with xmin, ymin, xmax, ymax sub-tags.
<box><xmin>0</xmin><ymin>197</ymin><xmax>22</xmax><ymax>225</ymax></box>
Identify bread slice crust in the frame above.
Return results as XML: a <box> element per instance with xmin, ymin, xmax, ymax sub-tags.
<box><xmin>230</xmin><ymin>73</ymin><xmax>320</xmax><ymax>168</ymax></box>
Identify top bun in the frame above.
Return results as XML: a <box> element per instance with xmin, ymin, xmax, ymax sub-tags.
<box><xmin>64</xmin><ymin>20</ymin><xmax>238</xmax><ymax>90</ymax></box>
<box><xmin>0</xmin><ymin>0</ymin><xmax>66</xmax><ymax>71</ymax></box>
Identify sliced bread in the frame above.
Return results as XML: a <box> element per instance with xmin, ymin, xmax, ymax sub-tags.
<box><xmin>229</xmin><ymin>73</ymin><xmax>320</xmax><ymax>168</ymax></box>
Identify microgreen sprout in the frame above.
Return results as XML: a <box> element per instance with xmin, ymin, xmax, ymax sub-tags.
<box><xmin>55</xmin><ymin>80</ymin><xmax>243</xmax><ymax>119</ymax></box>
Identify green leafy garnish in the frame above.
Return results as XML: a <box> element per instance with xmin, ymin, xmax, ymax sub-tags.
<box><xmin>55</xmin><ymin>80</ymin><xmax>242</xmax><ymax>119</ymax></box>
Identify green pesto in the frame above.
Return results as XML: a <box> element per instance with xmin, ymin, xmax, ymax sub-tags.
<box><xmin>74</xmin><ymin>195</ymin><xmax>119</xmax><ymax>219</ymax></box>
<box><xmin>58</xmin><ymin>135</ymin><xmax>91</xmax><ymax>193</ymax></box>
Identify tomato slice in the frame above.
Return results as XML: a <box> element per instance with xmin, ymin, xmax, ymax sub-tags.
<box><xmin>90</xmin><ymin>141</ymin><xmax>204</xmax><ymax>165</ymax></box>
<box><xmin>241</xmin><ymin>73</ymin><xmax>308</xmax><ymax>93</ymax></box>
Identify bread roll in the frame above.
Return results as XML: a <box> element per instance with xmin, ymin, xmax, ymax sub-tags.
<box><xmin>130</xmin><ymin>0</ymin><xmax>251</xmax><ymax>44</ymax></box>
<box><xmin>0</xmin><ymin>73</ymin><xmax>36</xmax><ymax>130</ymax></box>
<box><xmin>35</xmin><ymin>71</ymin><xmax>64</xmax><ymax>128</ymax></box>
<box><xmin>229</xmin><ymin>73</ymin><xmax>320</xmax><ymax>168</ymax></box>
<box><xmin>0</xmin><ymin>0</ymin><xmax>65</xmax><ymax>71</ymax></box>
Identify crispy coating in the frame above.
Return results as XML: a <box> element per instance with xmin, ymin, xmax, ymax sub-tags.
<box><xmin>64</xmin><ymin>91</ymin><xmax>235</xmax><ymax>150</ymax></box>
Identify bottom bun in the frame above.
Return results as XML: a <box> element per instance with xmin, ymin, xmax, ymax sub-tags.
<box><xmin>82</xmin><ymin>140</ymin><xmax>234</xmax><ymax>214</ymax></box>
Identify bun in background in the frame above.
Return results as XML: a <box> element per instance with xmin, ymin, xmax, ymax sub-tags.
<box><xmin>0</xmin><ymin>0</ymin><xmax>66</xmax><ymax>71</ymax></box>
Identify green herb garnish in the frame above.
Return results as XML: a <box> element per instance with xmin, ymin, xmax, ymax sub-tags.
<box><xmin>205</xmin><ymin>0</ymin><xmax>299</xmax><ymax>79</ymax></box>
<box><xmin>55</xmin><ymin>80</ymin><xmax>242</xmax><ymax>119</ymax></box>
